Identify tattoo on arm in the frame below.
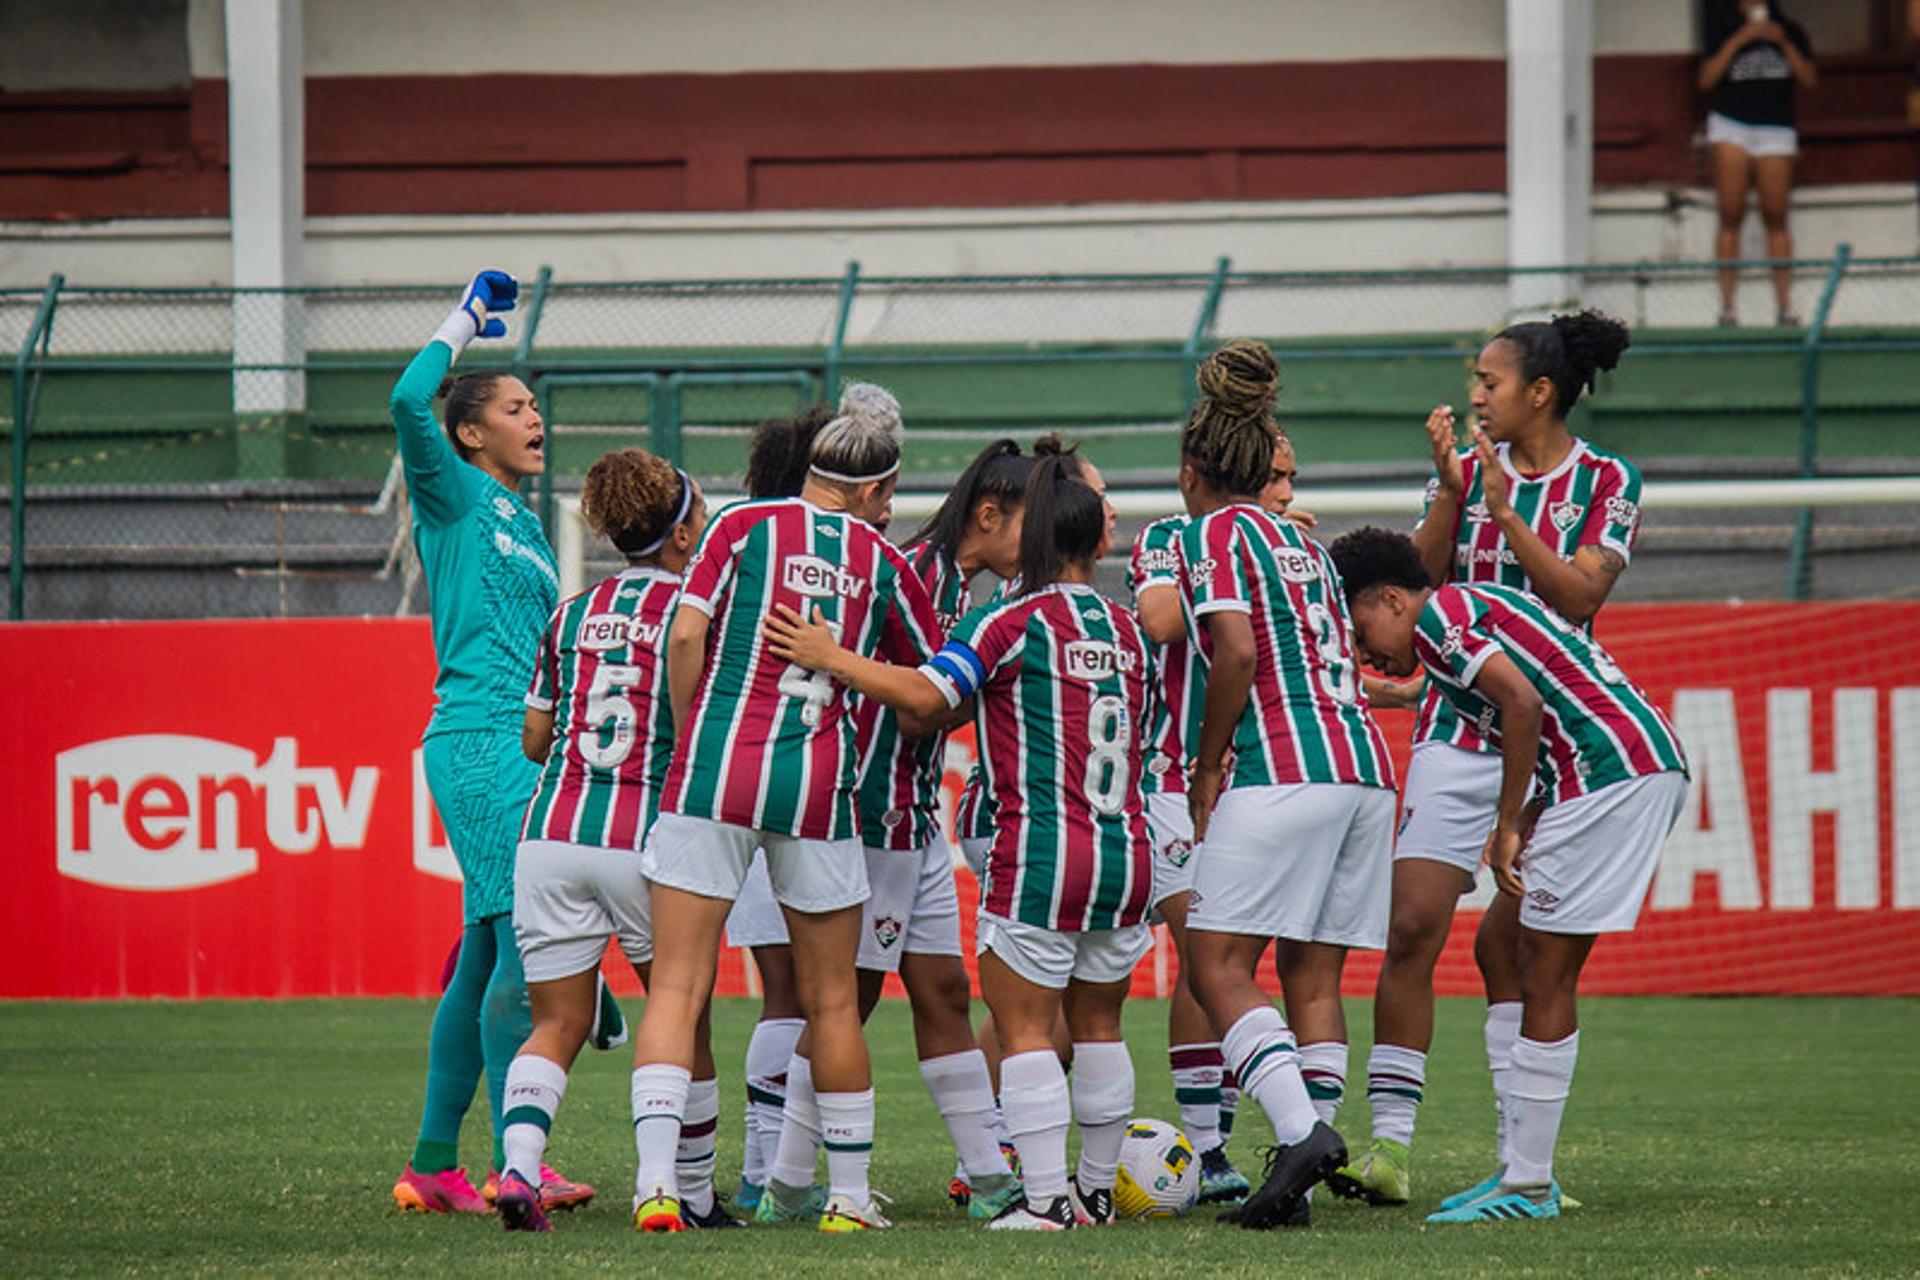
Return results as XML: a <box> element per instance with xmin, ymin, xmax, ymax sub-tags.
<box><xmin>1593</xmin><ymin>547</ymin><xmax>1627</xmax><ymax>579</ymax></box>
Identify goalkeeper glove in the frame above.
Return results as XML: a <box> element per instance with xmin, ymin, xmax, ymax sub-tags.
<box><xmin>432</xmin><ymin>269</ymin><xmax>518</xmax><ymax>354</ymax></box>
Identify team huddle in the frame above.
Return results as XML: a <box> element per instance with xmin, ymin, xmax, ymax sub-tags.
<box><xmin>389</xmin><ymin>271</ymin><xmax>1689</xmax><ymax>1236</ymax></box>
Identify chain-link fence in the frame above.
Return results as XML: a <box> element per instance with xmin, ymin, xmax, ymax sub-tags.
<box><xmin>5</xmin><ymin>252</ymin><xmax>1917</xmax><ymax>619</ymax></box>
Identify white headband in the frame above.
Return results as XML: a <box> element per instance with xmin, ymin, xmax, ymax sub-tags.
<box><xmin>631</xmin><ymin>469</ymin><xmax>693</xmax><ymax>557</ymax></box>
<box><xmin>809</xmin><ymin>459</ymin><xmax>901</xmax><ymax>485</ymax></box>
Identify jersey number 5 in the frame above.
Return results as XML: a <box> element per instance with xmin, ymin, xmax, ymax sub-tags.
<box><xmin>580</xmin><ymin>663</ymin><xmax>641</xmax><ymax>768</ymax></box>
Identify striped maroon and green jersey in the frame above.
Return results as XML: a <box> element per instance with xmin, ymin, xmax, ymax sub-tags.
<box><xmin>1180</xmin><ymin>504</ymin><xmax>1396</xmax><ymax>792</ymax></box>
<box><xmin>662</xmin><ymin>497</ymin><xmax>944</xmax><ymax>840</ymax></box>
<box><xmin>919</xmin><ymin>584</ymin><xmax>1153</xmax><ymax>932</ymax></box>
<box><xmin>1130</xmin><ymin>515</ymin><xmax>1203</xmax><ymax>797</ymax></box>
<box><xmin>853</xmin><ymin>543</ymin><xmax>967</xmax><ymax>850</ymax></box>
<box><xmin>521</xmin><ymin>566</ymin><xmax>680</xmax><ymax>849</ymax></box>
<box><xmin>1414</xmin><ymin>583</ymin><xmax>1687</xmax><ymax>806</ymax></box>
<box><xmin>1415</xmin><ymin>437</ymin><xmax>1643</xmax><ymax>753</ymax></box>
<box><xmin>953</xmin><ymin>577</ymin><xmax>1014</xmax><ymax>845</ymax></box>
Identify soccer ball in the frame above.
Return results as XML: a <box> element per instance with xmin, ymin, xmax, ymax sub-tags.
<box><xmin>1113</xmin><ymin>1118</ymin><xmax>1199</xmax><ymax>1218</ymax></box>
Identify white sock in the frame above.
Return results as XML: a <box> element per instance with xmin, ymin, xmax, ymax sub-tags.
<box><xmin>1298</xmin><ymin>1041</ymin><xmax>1348</xmax><ymax>1128</ymax></box>
<box><xmin>740</xmin><ymin>1098</ymin><xmax>763</xmax><ymax>1187</ymax></box>
<box><xmin>1484</xmin><ymin>1001</ymin><xmax>1524</xmax><ymax>1167</ymax></box>
<box><xmin>501</xmin><ymin>1054</ymin><xmax>568</xmax><ymax>1184</ymax></box>
<box><xmin>677</xmin><ymin>1077</ymin><xmax>719</xmax><ymax>1216</ymax></box>
<box><xmin>1000</xmin><ymin>1049</ymin><xmax>1072</xmax><ymax>1204</ymax></box>
<box><xmin>1169</xmin><ymin>1042</ymin><xmax>1224</xmax><ymax>1154</ymax></box>
<box><xmin>769</xmin><ymin>1053</ymin><xmax>821</xmax><ymax>1189</ymax></box>
<box><xmin>1070</xmin><ymin>1041</ymin><xmax>1134</xmax><ymax>1192</ymax></box>
<box><xmin>920</xmin><ymin>1049</ymin><xmax>1012</xmax><ymax>1181</ymax></box>
<box><xmin>1221</xmin><ymin>1005</ymin><xmax>1317</xmax><ymax>1145</ymax></box>
<box><xmin>1505</xmin><ymin>1032</ymin><xmax>1578</xmax><ymax>1189</ymax></box>
<box><xmin>818</xmin><ymin>1089</ymin><xmax>876</xmax><ymax>1206</ymax></box>
<box><xmin>745</xmin><ymin>1017</ymin><xmax>804</xmax><ymax>1184</ymax></box>
<box><xmin>1367</xmin><ymin>1043</ymin><xmax>1428</xmax><ymax>1145</ymax></box>
<box><xmin>631</xmin><ymin>1063</ymin><xmax>690</xmax><ymax>1200</ymax></box>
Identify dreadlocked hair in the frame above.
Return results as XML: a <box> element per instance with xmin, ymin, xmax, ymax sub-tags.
<box><xmin>907</xmin><ymin>438</ymin><xmax>1034</xmax><ymax>560</ymax></box>
<box><xmin>745</xmin><ymin>404</ymin><xmax>834</xmax><ymax>499</ymax></box>
<box><xmin>1017</xmin><ymin>451</ymin><xmax>1106</xmax><ymax>595</ymax></box>
<box><xmin>1181</xmin><ymin>339</ymin><xmax>1281</xmax><ymax>496</ymax></box>
<box><xmin>580</xmin><ymin>448</ymin><xmax>686</xmax><ymax>557</ymax></box>
<box><xmin>436</xmin><ymin>370</ymin><xmax>509</xmax><ymax>461</ymax></box>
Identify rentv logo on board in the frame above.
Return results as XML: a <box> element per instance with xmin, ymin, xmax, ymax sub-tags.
<box><xmin>55</xmin><ymin>735</ymin><xmax>378</xmax><ymax>891</ymax></box>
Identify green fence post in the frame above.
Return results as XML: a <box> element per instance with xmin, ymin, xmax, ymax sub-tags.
<box><xmin>10</xmin><ymin>272</ymin><xmax>64</xmax><ymax>621</ymax></box>
<box><xmin>824</xmin><ymin>260</ymin><xmax>861</xmax><ymax>403</ymax></box>
<box><xmin>1182</xmin><ymin>257</ymin><xmax>1232</xmax><ymax>415</ymax></box>
<box><xmin>1785</xmin><ymin>242</ymin><xmax>1852</xmax><ymax>601</ymax></box>
<box><xmin>655</xmin><ymin>375</ymin><xmax>683</xmax><ymax>464</ymax></box>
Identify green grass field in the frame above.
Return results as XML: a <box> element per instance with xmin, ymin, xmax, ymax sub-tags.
<box><xmin>2</xmin><ymin>996</ymin><xmax>1913</xmax><ymax>1276</ymax></box>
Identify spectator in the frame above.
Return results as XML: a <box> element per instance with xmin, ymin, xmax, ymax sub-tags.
<box><xmin>1699</xmin><ymin>1</ymin><xmax>1817</xmax><ymax>327</ymax></box>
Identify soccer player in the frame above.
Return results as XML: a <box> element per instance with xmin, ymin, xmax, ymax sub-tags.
<box><xmin>494</xmin><ymin>450</ymin><xmax>727</xmax><ymax>1232</ymax></box>
<box><xmin>627</xmin><ymin>384</ymin><xmax>943</xmax><ymax>1234</ymax></box>
<box><xmin>1176</xmin><ymin>340</ymin><xmax>1398</xmax><ymax>1231</ymax></box>
<box><xmin>765</xmin><ymin>447</ymin><xmax>1152</xmax><ymax>1231</ymax></box>
<box><xmin>1332</xmin><ymin>310</ymin><xmax>1639</xmax><ymax>1209</ymax></box>
<box><xmin>1330</xmin><ymin>526</ymin><xmax>1688</xmax><ymax>1222</ymax></box>
<box><xmin>388</xmin><ymin>271</ymin><xmax>592</xmax><ymax>1217</ymax></box>
<box><xmin>722</xmin><ymin>405</ymin><xmax>832</xmax><ymax>1210</ymax></box>
<box><xmin>758</xmin><ymin>439</ymin><xmax>1032</xmax><ymax>1224</ymax></box>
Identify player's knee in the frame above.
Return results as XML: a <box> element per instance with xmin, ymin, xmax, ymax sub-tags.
<box><xmin>1386</xmin><ymin>904</ymin><xmax>1448</xmax><ymax>967</ymax></box>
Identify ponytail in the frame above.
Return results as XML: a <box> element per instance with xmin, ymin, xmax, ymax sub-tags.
<box><xmin>907</xmin><ymin>438</ymin><xmax>1034</xmax><ymax>559</ymax></box>
<box><xmin>437</xmin><ymin>370</ymin><xmax>508</xmax><ymax>460</ymax></box>
<box><xmin>1493</xmin><ymin>309</ymin><xmax>1631</xmax><ymax>420</ymax></box>
<box><xmin>1017</xmin><ymin>451</ymin><xmax>1106</xmax><ymax>595</ymax></box>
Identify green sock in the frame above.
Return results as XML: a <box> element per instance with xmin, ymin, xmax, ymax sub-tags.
<box><xmin>480</xmin><ymin>913</ymin><xmax>533</xmax><ymax>1173</ymax></box>
<box><xmin>411</xmin><ymin>922</ymin><xmax>494</xmax><ymax>1172</ymax></box>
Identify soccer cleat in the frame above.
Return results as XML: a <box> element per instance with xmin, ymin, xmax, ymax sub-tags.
<box><xmin>818</xmin><ymin>1192</ymin><xmax>892</xmax><ymax>1232</ymax></box>
<box><xmin>392</xmin><ymin>1164</ymin><xmax>490</xmax><ymax>1214</ymax></box>
<box><xmin>682</xmin><ymin>1199</ymin><xmax>745</xmax><ymax>1229</ymax></box>
<box><xmin>1437</xmin><ymin>1167</ymin><xmax>1505</xmax><ymax>1212</ymax></box>
<box><xmin>987</xmin><ymin>1194</ymin><xmax>1075</xmax><ymax>1231</ymax></box>
<box><xmin>1326</xmin><ymin>1137</ymin><xmax>1411</xmax><ymax>1206</ymax></box>
<box><xmin>484</xmin><ymin>1164</ymin><xmax>596</xmax><ymax>1212</ymax></box>
<box><xmin>1236</xmin><ymin>1122</ymin><xmax>1347</xmax><ymax>1231</ymax></box>
<box><xmin>1425</xmin><ymin>1182</ymin><xmax>1561</xmax><ymax>1223</ymax></box>
<box><xmin>966</xmin><ymin>1174</ymin><xmax>1026</xmax><ymax>1222</ymax></box>
<box><xmin>494</xmin><ymin>1170</ymin><xmax>551</xmax><ymax>1233</ymax></box>
<box><xmin>1068</xmin><ymin>1177</ymin><xmax>1115</xmax><ymax>1226</ymax></box>
<box><xmin>753</xmin><ymin>1178</ymin><xmax>827</xmax><ymax>1225</ymax></box>
<box><xmin>633</xmin><ymin>1190</ymin><xmax>688</xmax><ymax>1233</ymax></box>
<box><xmin>734</xmin><ymin>1177</ymin><xmax>765</xmax><ymax>1213</ymax></box>
<box><xmin>1197</xmin><ymin>1145</ymin><xmax>1251</xmax><ymax>1205</ymax></box>
<box><xmin>950</xmin><ymin>1142</ymin><xmax>1023</xmax><ymax>1207</ymax></box>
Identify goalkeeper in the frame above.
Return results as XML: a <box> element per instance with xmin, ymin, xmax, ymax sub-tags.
<box><xmin>388</xmin><ymin>272</ymin><xmax>594</xmax><ymax>1216</ymax></box>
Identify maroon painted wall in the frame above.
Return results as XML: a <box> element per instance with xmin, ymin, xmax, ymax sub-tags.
<box><xmin>1</xmin><ymin>55</ymin><xmax>1911</xmax><ymax>221</ymax></box>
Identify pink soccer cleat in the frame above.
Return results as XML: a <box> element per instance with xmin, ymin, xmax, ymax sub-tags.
<box><xmin>495</xmin><ymin>1169</ymin><xmax>553</xmax><ymax>1233</ymax></box>
<box><xmin>393</xmin><ymin>1164</ymin><xmax>490</xmax><ymax>1214</ymax></box>
<box><xmin>483</xmin><ymin>1164</ymin><xmax>597</xmax><ymax>1212</ymax></box>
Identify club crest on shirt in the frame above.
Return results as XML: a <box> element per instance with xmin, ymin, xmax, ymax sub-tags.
<box><xmin>1063</xmin><ymin>639</ymin><xmax>1136</xmax><ymax>681</ymax></box>
<box><xmin>872</xmin><ymin>915</ymin><xmax>904</xmax><ymax>950</ymax></box>
<box><xmin>1549</xmin><ymin>500</ymin><xmax>1580</xmax><ymax>532</ymax></box>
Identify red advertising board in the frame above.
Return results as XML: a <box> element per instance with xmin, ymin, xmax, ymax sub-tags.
<box><xmin>3</xmin><ymin>604</ymin><xmax>1916</xmax><ymax>999</ymax></box>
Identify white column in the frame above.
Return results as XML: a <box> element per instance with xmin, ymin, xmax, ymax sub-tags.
<box><xmin>1505</xmin><ymin>0</ymin><xmax>1591</xmax><ymax>315</ymax></box>
<box><xmin>226</xmin><ymin>0</ymin><xmax>304</xmax><ymax>416</ymax></box>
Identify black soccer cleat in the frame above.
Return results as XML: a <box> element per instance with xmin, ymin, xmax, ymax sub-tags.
<box><xmin>681</xmin><ymin>1199</ymin><xmax>745</xmax><ymax>1229</ymax></box>
<box><xmin>1236</xmin><ymin>1122</ymin><xmax>1346</xmax><ymax>1231</ymax></box>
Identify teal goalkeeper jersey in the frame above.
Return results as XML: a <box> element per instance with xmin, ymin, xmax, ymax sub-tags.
<box><xmin>390</xmin><ymin>341</ymin><xmax>559</xmax><ymax>738</ymax></box>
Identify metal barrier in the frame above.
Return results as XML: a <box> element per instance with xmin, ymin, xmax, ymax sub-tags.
<box><xmin>5</xmin><ymin>250</ymin><xmax>1918</xmax><ymax>617</ymax></box>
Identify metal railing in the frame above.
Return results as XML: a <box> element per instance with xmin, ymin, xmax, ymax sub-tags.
<box><xmin>5</xmin><ymin>248</ymin><xmax>1917</xmax><ymax>617</ymax></box>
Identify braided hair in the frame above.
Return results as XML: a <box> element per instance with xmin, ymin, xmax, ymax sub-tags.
<box><xmin>1180</xmin><ymin>339</ymin><xmax>1281</xmax><ymax>497</ymax></box>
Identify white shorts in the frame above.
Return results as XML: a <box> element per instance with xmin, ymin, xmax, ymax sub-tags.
<box><xmin>724</xmin><ymin>851</ymin><xmax>790</xmax><ymax>949</ymax></box>
<box><xmin>858</xmin><ymin>837</ymin><xmax>965</xmax><ymax>973</ymax></box>
<box><xmin>977</xmin><ymin>913</ymin><xmax>1152</xmax><ymax>991</ymax></box>
<box><xmin>1189</xmin><ymin>782</ymin><xmax>1395</xmax><ymax>949</ymax></box>
<box><xmin>513</xmin><ymin>838</ymin><xmax>653</xmax><ymax>982</ymax></box>
<box><xmin>643</xmin><ymin>812</ymin><xmax>868</xmax><ymax>915</ymax></box>
<box><xmin>1396</xmin><ymin>741</ymin><xmax>1504</xmax><ymax>884</ymax></box>
<box><xmin>1707</xmin><ymin>111</ymin><xmax>1798</xmax><ymax>159</ymax></box>
<box><xmin>1520</xmin><ymin>771</ymin><xmax>1689</xmax><ymax>935</ymax></box>
<box><xmin>1145</xmin><ymin>791</ymin><xmax>1198</xmax><ymax>914</ymax></box>
<box><xmin>958</xmin><ymin>837</ymin><xmax>993</xmax><ymax>882</ymax></box>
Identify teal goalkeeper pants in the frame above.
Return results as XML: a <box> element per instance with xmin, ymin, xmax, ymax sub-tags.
<box><xmin>422</xmin><ymin>729</ymin><xmax>539</xmax><ymax>924</ymax></box>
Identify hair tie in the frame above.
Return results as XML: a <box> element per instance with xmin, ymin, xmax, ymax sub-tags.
<box><xmin>809</xmin><ymin>459</ymin><xmax>901</xmax><ymax>485</ymax></box>
<box><xmin>631</xmin><ymin>468</ymin><xmax>693</xmax><ymax>557</ymax></box>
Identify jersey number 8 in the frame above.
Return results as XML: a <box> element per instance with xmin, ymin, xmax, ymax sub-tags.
<box><xmin>1085</xmin><ymin>693</ymin><xmax>1132</xmax><ymax>817</ymax></box>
